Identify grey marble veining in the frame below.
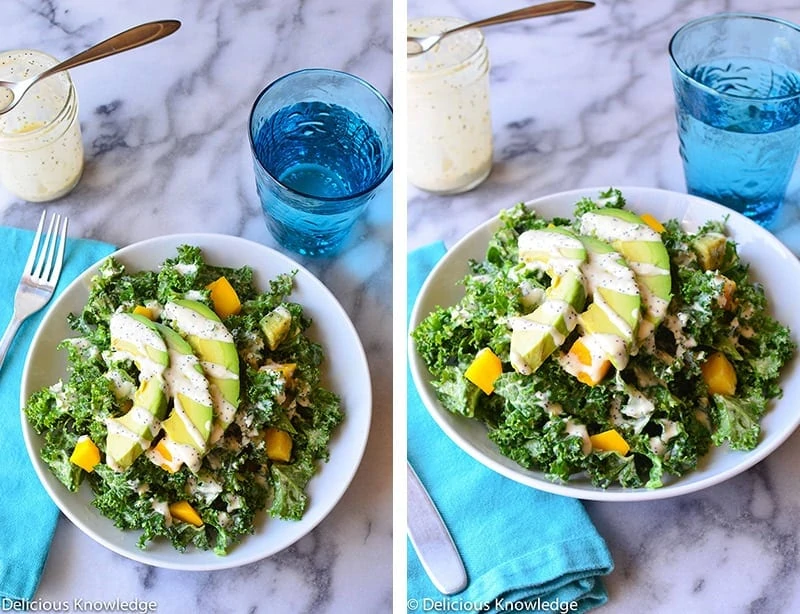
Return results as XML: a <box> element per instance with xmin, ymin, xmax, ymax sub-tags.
<box><xmin>407</xmin><ymin>0</ymin><xmax>800</xmax><ymax>612</ymax></box>
<box><xmin>1</xmin><ymin>1</ymin><xmax>392</xmax><ymax>612</ymax></box>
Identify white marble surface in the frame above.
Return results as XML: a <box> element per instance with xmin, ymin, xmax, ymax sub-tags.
<box><xmin>0</xmin><ymin>1</ymin><xmax>392</xmax><ymax>612</ymax></box>
<box><xmin>406</xmin><ymin>0</ymin><xmax>800</xmax><ymax>612</ymax></box>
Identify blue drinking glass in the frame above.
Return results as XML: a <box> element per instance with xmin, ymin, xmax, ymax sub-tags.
<box><xmin>248</xmin><ymin>68</ymin><xmax>393</xmax><ymax>257</ymax></box>
<box><xmin>669</xmin><ymin>14</ymin><xmax>800</xmax><ymax>227</ymax></box>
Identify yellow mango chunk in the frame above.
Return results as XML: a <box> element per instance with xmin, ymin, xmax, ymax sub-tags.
<box><xmin>265</xmin><ymin>428</ymin><xmax>293</xmax><ymax>462</ymax></box>
<box><xmin>590</xmin><ymin>429</ymin><xmax>630</xmax><ymax>455</ymax></box>
<box><xmin>69</xmin><ymin>436</ymin><xmax>101</xmax><ymax>472</ymax></box>
<box><xmin>132</xmin><ymin>305</ymin><xmax>154</xmax><ymax>319</ymax></box>
<box><xmin>464</xmin><ymin>348</ymin><xmax>503</xmax><ymax>394</ymax></box>
<box><xmin>568</xmin><ymin>339</ymin><xmax>610</xmax><ymax>386</ymax></box>
<box><xmin>206</xmin><ymin>276</ymin><xmax>241</xmax><ymax>318</ymax></box>
<box><xmin>133</xmin><ymin>305</ymin><xmax>154</xmax><ymax>319</ymax></box>
<box><xmin>169</xmin><ymin>501</ymin><xmax>204</xmax><ymax>527</ymax></box>
<box><xmin>153</xmin><ymin>439</ymin><xmax>179</xmax><ymax>473</ymax></box>
<box><xmin>701</xmin><ymin>351</ymin><xmax>737</xmax><ymax>396</ymax></box>
<box><xmin>640</xmin><ymin>213</ymin><xmax>665</xmax><ymax>233</ymax></box>
<box><xmin>570</xmin><ymin>339</ymin><xmax>593</xmax><ymax>366</ymax></box>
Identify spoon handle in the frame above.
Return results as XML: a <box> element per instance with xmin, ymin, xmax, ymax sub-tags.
<box><xmin>36</xmin><ymin>20</ymin><xmax>181</xmax><ymax>82</ymax></box>
<box><xmin>446</xmin><ymin>0</ymin><xmax>594</xmax><ymax>37</ymax></box>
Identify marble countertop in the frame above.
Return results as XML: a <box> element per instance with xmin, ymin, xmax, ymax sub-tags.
<box><xmin>406</xmin><ymin>0</ymin><xmax>800</xmax><ymax>612</ymax></box>
<box><xmin>0</xmin><ymin>1</ymin><xmax>392</xmax><ymax>613</ymax></box>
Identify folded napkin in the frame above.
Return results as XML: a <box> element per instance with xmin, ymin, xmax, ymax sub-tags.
<box><xmin>407</xmin><ymin>242</ymin><xmax>614</xmax><ymax>614</ymax></box>
<box><xmin>0</xmin><ymin>224</ymin><xmax>115</xmax><ymax>602</ymax></box>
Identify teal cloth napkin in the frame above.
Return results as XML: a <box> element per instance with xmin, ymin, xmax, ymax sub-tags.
<box><xmin>407</xmin><ymin>242</ymin><xmax>614</xmax><ymax>614</ymax></box>
<box><xmin>0</xmin><ymin>224</ymin><xmax>115</xmax><ymax>602</ymax></box>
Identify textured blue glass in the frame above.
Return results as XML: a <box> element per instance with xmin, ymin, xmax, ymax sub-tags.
<box><xmin>249</xmin><ymin>69</ymin><xmax>392</xmax><ymax>256</ymax></box>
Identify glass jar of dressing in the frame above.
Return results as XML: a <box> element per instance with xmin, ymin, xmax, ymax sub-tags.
<box><xmin>407</xmin><ymin>17</ymin><xmax>493</xmax><ymax>194</ymax></box>
<box><xmin>0</xmin><ymin>50</ymin><xmax>84</xmax><ymax>202</ymax></box>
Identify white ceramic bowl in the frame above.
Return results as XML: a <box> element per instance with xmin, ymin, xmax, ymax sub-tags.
<box><xmin>20</xmin><ymin>234</ymin><xmax>372</xmax><ymax>569</ymax></box>
<box><xmin>409</xmin><ymin>187</ymin><xmax>800</xmax><ymax>501</ymax></box>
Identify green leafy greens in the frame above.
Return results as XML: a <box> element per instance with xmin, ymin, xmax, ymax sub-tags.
<box><xmin>412</xmin><ymin>188</ymin><xmax>795</xmax><ymax>489</ymax></box>
<box><xmin>24</xmin><ymin>246</ymin><xmax>343</xmax><ymax>554</ymax></box>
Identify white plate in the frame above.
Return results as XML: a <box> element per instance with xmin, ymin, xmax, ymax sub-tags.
<box><xmin>20</xmin><ymin>234</ymin><xmax>371</xmax><ymax>569</ymax></box>
<box><xmin>409</xmin><ymin>186</ymin><xmax>800</xmax><ymax>501</ymax></box>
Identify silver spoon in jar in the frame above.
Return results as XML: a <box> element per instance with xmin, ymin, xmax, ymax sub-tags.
<box><xmin>407</xmin><ymin>1</ymin><xmax>595</xmax><ymax>56</ymax></box>
<box><xmin>0</xmin><ymin>20</ymin><xmax>181</xmax><ymax>115</ymax></box>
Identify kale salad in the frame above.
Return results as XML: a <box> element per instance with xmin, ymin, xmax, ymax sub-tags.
<box><xmin>24</xmin><ymin>245</ymin><xmax>342</xmax><ymax>554</ymax></box>
<box><xmin>412</xmin><ymin>189</ymin><xmax>795</xmax><ymax>489</ymax></box>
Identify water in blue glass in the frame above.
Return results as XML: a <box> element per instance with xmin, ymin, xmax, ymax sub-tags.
<box><xmin>252</xmin><ymin>101</ymin><xmax>386</xmax><ymax>255</ymax></box>
<box><xmin>674</xmin><ymin>57</ymin><xmax>800</xmax><ymax>226</ymax></box>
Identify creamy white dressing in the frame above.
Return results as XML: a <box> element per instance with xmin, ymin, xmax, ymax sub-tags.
<box><xmin>579</xmin><ymin>250</ymin><xmax>640</xmax><ymax>346</ymax></box>
<box><xmin>152</xmin><ymin>500</ymin><xmax>170</xmax><ymax>517</ymax></box>
<box><xmin>163</xmin><ymin>302</ymin><xmax>234</xmax><ymax>343</ymax></box>
<box><xmin>184</xmin><ymin>290</ymin><xmax>205</xmax><ymax>301</ymax></box>
<box><xmin>164</xmin><ymin>301</ymin><xmax>240</xmax><ymax>441</ymax></box>
<box><xmin>580</xmin><ymin>212</ymin><xmax>672</xmax><ymax>344</ymax></box>
<box><xmin>144</xmin><ymin>300</ymin><xmax>163</xmax><ymax>320</ymax></box>
<box><xmin>188</xmin><ymin>475</ymin><xmax>223</xmax><ymax>504</ymax></box>
<box><xmin>663</xmin><ymin>313</ymin><xmax>698</xmax><ymax>358</ymax></box>
<box><xmin>163</xmin><ymin>439</ymin><xmax>202</xmax><ymax>473</ymax></box>
<box><xmin>200</xmin><ymin>361</ymin><xmax>238</xmax><ymax>380</ymax></box>
<box><xmin>519</xmin><ymin>230</ymin><xmax>586</xmax><ymax>278</ymax></box>
<box><xmin>209</xmin><ymin>384</ymin><xmax>238</xmax><ymax>444</ymax></box>
<box><xmin>105</xmin><ymin>314</ymin><xmax>170</xmax><ymax>469</ymax></box>
<box><xmin>660</xmin><ymin>419</ymin><xmax>679</xmax><ymax>442</ymax></box>
<box><xmin>165</xmin><ymin>352</ymin><xmax>214</xmax><ymax>414</ymax></box>
<box><xmin>110</xmin><ymin>313</ymin><xmax>167</xmax><ymax>380</ymax></box>
<box><xmin>628</xmin><ymin>260</ymin><xmax>670</xmax><ymax>278</ymax></box>
<box><xmin>163</xmin><ymin>348</ymin><xmax>213</xmax><ymax>447</ymax></box>
<box><xmin>565</xmin><ymin>420</ymin><xmax>592</xmax><ymax>455</ymax></box>
<box><xmin>584</xmin><ymin>251</ymin><xmax>641</xmax><ymax>297</ymax></box>
<box><xmin>509</xmin><ymin>316</ymin><xmax>549</xmax><ymax>335</ymax></box>
<box><xmin>560</xmin><ymin>332</ymin><xmax>629</xmax><ymax>382</ymax></box>
<box><xmin>0</xmin><ymin>50</ymin><xmax>84</xmax><ymax>202</ymax></box>
<box><xmin>226</xmin><ymin>495</ymin><xmax>243</xmax><ymax>512</ymax></box>
<box><xmin>649</xmin><ymin>436</ymin><xmax>666</xmax><ymax>456</ymax></box>
<box><xmin>580</xmin><ymin>212</ymin><xmax>660</xmax><ymax>244</ymax></box>
<box><xmin>619</xmin><ymin>388</ymin><xmax>655</xmax><ymax>434</ymax></box>
<box><xmin>518</xmin><ymin>282</ymin><xmax>546</xmax><ymax>309</ymax></box>
<box><xmin>174</xmin><ymin>263</ymin><xmax>198</xmax><ymax>276</ymax></box>
<box><xmin>407</xmin><ymin>17</ymin><xmax>492</xmax><ymax>194</ymax></box>
<box><xmin>104</xmin><ymin>369</ymin><xmax>136</xmax><ymax>400</ymax></box>
<box><xmin>105</xmin><ymin>416</ymin><xmax>154</xmax><ymax>452</ymax></box>
<box><xmin>638</xmin><ymin>286</ymin><xmax>670</xmax><ymax>319</ymax></box>
<box><xmin>649</xmin><ymin>419</ymin><xmax>680</xmax><ymax>455</ymax></box>
<box><xmin>622</xmin><ymin>388</ymin><xmax>655</xmax><ymax>419</ymax></box>
<box><xmin>509</xmin><ymin>349</ymin><xmax>532</xmax><ymax>375</ymax></box>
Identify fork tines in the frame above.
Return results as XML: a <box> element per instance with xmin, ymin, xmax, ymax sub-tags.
<box><xmin>26</xmin><ymin>210</ymin><xmax>69</xmax><ymax>286</ymax></box>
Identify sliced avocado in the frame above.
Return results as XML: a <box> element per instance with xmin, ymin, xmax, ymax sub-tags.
<box><xmin>690</xmin><ymin>232</ymin><xmax>728</xmax><ymax>271</ymax></box>
<box><xmin>163</xmin><ymin>299</ymin><xmax>240</xmax><ymax>443</ymax></box>
<box><xmin>260</xmin><ymin>305</ymin><xmax>293</xmax><ymax>351</ymax></box>
<box><xmin>580</xmin><ymin>208</ymin><xmax>672</xmax><ymax>342</ymax></box>
<box><xmin>106</xmin><ymin>312</ymin><xmax>169</xmax><ymax>471</ymax></box>
<box><xmin>510</xmin><ymin>227</ymin><xmax>588</xmax><ymax>374</ymax></box>
<box><xmin>510</xmin><ymin>268</ymin><xmax>587</xmax><ymax>374</ymax></box>
<box><xmin>152</xmin><ymin>322</ymin><xmax>214</xmax><ymax>473</ymax></box>
<box><xmin>519</xmin><ymin>226</ymin><xmax>587</xmax><ymax>279</ymax></box>
<box><xmin>576</xmin><ymin>236</ymin><xmax>641</xmax><ymax>368</ymax></box>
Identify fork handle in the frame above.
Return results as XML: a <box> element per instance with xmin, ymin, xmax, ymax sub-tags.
<box><xmin>0</xmin><ymin>313</ymin><xmax>23</xmax><ymax>372</ymax></box>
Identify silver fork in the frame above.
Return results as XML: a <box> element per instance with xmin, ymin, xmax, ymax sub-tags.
<box><xmin>0</xmin><ymin>211</ymin><xmax>69</xmax><ymax>370</ymax></box>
